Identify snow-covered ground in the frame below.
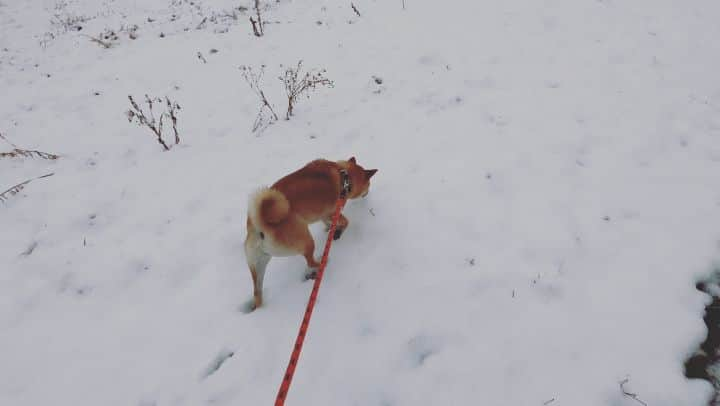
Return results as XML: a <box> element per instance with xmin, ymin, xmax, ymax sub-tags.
<box><xmin>2</xmin><ymin>0</ymin><xmax>719</xmax><ymax>405</ymax></box>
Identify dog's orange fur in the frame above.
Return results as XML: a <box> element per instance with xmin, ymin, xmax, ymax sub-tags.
<box><xmin>245</xmin><ymin>157</ymin><xmax>377</xmax><ymax>310</ymax></box>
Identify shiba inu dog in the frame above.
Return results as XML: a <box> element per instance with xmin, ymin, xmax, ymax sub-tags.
<box><xmin>244</xmin><ymin>157</ymin><xmax>377</xmax><ymax>310</ymax></box>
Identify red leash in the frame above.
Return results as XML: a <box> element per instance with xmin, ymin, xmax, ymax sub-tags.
<box><xmin>274</xmin><ymin>196</ymin><xmax>347</xmax><ymax>406</ymax></box>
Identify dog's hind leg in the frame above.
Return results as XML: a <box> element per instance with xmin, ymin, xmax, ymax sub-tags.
<box><xmin>249</xmin><ymin>253</ymin><xmax>270</xmax><ymax>309</ymax></box>
<box><xmin>245</xmin><ymin>226</ymin><xmax>271</xmax><ymax>310</ymax></box>
<box><xmin>289</xmin><ymin>224</ymin><xmax>321</xmax><ymax>280</ymax></box>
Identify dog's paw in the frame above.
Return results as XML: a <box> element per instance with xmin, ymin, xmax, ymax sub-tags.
<box><xmin>239</xmin><ymin>300</ymin><xmax>257</xmax><ymax>314</ymax></box>
<box><xmin>333</xmin><ymin>228</ymin><xmax>344</xmax><ymax>240</ymax></box>
<box><xmin>304</xmin><ymin>270</ymin><xmax>318</xmax><ymax>281</ymax></box>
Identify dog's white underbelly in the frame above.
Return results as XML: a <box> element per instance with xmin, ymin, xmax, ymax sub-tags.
<box><xmin>260</xmin><ymin>237</ymin><xmax>296</xmax><ymax>257</ymax></box>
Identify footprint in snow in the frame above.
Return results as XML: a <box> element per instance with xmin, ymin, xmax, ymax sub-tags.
<box><xmin>407</xmin><ymin>334</ymin><xmax>442</xmax><ymax>368</ymax></box>
<box><xmin>201</xmin><ymin>348</ymin><xmax>234</xmax><ymax>380</ymax></box>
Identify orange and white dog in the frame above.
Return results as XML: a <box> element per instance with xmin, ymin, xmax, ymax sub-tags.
<box><xmin>245</xmin><ymin>157</ymin><xmax>377</xmax><ymax>310</ymax></box>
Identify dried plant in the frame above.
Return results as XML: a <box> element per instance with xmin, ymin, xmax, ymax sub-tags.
<box><xmin>0</xmin><ymin>173</ymin><xmax>55</xmax><ymax>204</ymax></box>
<box><xmin>279</xmin><ymin>60</ymin><xmax>334</xmax><ymax>120</ymax></box>
<box><xmin>0</xmin><ymin>133</ymin><xmax>59</xmax><ymax>160</ymax></box>
<box><xmin>83</xmin><ymin>34</ymin><xmax>113</xmax><ymax>49</ymax></box>
<box><xmin>0</xmin><ymin>149</ymin><xmax>60</xmax><ymax>160</ymax></box>
<box><xmin>50</xmin><ymin>12</ymin><xmax>89</xmax><ymax>34</ymax></box>
<box><xmin>250</xmin><ymin>0</ymin><xmax>264</xmax><ymax>37</ymax></box>
<box><xmin>619</xmin><ymin>377</ymin><xmax>648</xmax><ymax>406</ymax></box>
<box><xmin>240</xmin><ymin>65</ymin><xmax>278</xmax><ymax>133</ymax></box>
<box><xmin>126</xmin><ymin>95</ymin><xmax>182</xmax><ymax>151</ymax></box>
<box><xmin>165</xmin><ymin>97</ymin><xmax>181</xmax><ymax>145</ymax></box>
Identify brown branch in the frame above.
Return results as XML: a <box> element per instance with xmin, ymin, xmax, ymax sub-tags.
<box><xmin>0</xmin><ymin>149</ymin><xmax>59</xmax><ymax>160</ymax></box>
<box><xmin>0</xmin><ymin>132</ymin><xmax>59</xmax><ymax>160</ymax></box>
<box><xmin>351</xmin><ymin>3</ymin><xmax>361</xmax><ymax>17</ymax></box>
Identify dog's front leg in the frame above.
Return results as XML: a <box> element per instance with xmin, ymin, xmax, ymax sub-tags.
<box><xmin>324</xmin><ymin>214</ymin><xmax>349</xmax><ymax>240</ymax></box>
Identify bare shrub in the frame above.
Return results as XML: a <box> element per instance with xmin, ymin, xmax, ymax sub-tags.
<box><xmin>279</xmin><ymin>60</ymin><xmax>334</xmax><ymax>120</ymax></box>
<box><xmin>50</xmin><ymin>6</ymin><xmax>89</xmax><ymax>34</ymax></box>
<box><xmin>0</xmin><ymin>149</ymin><xmax>59</xmax><ymax>160</ymax></box>
<box><xmin>240</xmin><ymin>65</ymin><xmax>278</xmax><ymax>133</ymax></box>
<box><xmin>40</xmin><ymin>1</ymin><xmax>91</xmax><ymax>46</ymax></box>
<box><xmin>126</xmin><ymin>95</ymin><xmax>182</xmax><ymax>151</ymax></box>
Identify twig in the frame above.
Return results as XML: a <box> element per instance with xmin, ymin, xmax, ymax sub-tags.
<box><xmin>351</xmin><ymin>3</ymin><xmax>361</xmax><ymax>17</ymax></box>
<box><xmin>619</xmin><ymin>378</ymin><xmax>648</xmax><ymax>406</ymax></box>
<box><xmin>20</xmin><ymin>241</ymin><xmax>38</xmax><ymax>256</ymax></box>
<box><xmin>250</xmin><ymin>0</ymin><xmax>264</xmax><ymax>36</ymax></box>
<box><xmin>0</xmin><ymin>132</ymin><xmax>59</xmax><ymax>160</ymax></box>
<box><xmin>0</xmin><ymin>132</ymin><xmax>18</xmax><ymax>148</ymax></box>
<box><xmin>250</xmin><ymin>17</ymin><xmax>261</xmax><ymax>36</ymax></box>
<box><xmin>0</xmin><ymin>173</ymin><xmax>55</xmax><ymax>203</ymax></box>
<box><xmin>0</xmin><ymin>149</ymin><xmax>59</xmax><ymax>160</ymax></box>
<box><xmin>165</xmin><ymin>97</ymin><xmax>181</xmax><ymax>145</ymax></box>
<box><xmin>543</xmin><ymin>398</ymin><xmax>555</xmax><ymax>405</ymax></box>
<box><xmin>197</xmin><ymin>51</ymin><xmax>207</xmax><ymax>64</ymax></box>
<box><xmin>82</xmin><ymin>34</ymin><xmax>112</xmax><ymax>49</ymax></box>
<box><xmin>196</xmin><ymin>16</ymin><xmax>208</xmax><ymax>30</ymax></box>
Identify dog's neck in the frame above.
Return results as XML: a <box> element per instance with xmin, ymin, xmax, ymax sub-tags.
<box><xmin>339</xmin><ymin>168</ymin><xmax>352</xmax><ymax>198</ymax></box>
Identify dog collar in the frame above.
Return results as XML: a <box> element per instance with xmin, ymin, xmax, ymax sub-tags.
<box><xmin>339</xmin><ymin>169</ymin><xmax>352</xmax><ymax>198</ymax></box>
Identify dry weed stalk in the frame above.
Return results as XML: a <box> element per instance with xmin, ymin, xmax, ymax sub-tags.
<box><xmin>0</xmin><ymin>133</ymin><xmax>59</xmax><ymax>160</ymax></box>
<box><xmin>126</xmin><ymin>95</ymin><xmax>182</xmax><ymax>151</ymax></box>
<box><xmin>240</xmin><ymin>65</ymin><xmax>278</xmax><ymax>133</ymax></box>
<box><xmin>250</xmin><ymin>0</ymin><xmax>264</xmax><ymax>36</ymax></box>
<box><xmin>82</xmin><ymin>34</ymin><xmax>112</xmax><ymax>49</ymax></box>
<box><xmin>280</xmin><ymin>60</ymin><xmax>334</xmax><ymax>120</ymax></box>
<box><xmin>0</xmin><ymin>173</ymin><xmax>55</xmax><ymax>203</ymax></box>
<box><xmin>619</xmin><ymin>377</ymin><xmax>648</xmax><ymax>406</ymax></box>
<box><xmin>0</xmin><ymin>149</ymin><xmax>60</xmax><ymax>160</ymax></box>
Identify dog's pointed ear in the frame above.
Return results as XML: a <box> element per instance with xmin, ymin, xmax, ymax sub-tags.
<box><xmin>365</xmin><ymin>169</ymin><xmax>378</xmax><ymax>179</ymax></box>
<box><xmin>349</xmin><ymin>157</ymin><xmax>357</xmax><ymax>164</ymax></box>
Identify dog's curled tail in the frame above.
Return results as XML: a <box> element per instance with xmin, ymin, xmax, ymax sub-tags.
<box><xmin>249</xmin><ymin>187</ymin><xmax>290</xmax><ymax>230</ymax></box>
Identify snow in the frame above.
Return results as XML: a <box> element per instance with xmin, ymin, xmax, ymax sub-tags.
<box><xmin>1</xmin><ymin>0</ymin><xmax>719</xmax><ymax>405</ymax></box>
